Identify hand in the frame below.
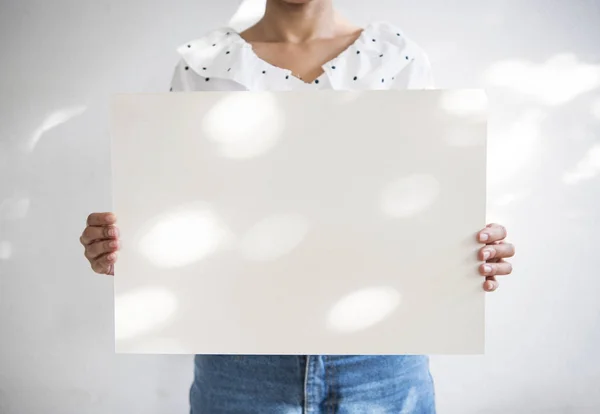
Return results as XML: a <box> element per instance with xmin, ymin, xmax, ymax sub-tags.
<box><xmin>80</xmin><ymin>213</ymin><xmax>120</xmax><ymax>276</ymax></box>
<box><xmin>477</xmin><ymin>223</ymin><xmax>515</xmax><ymax>292</ymax></box>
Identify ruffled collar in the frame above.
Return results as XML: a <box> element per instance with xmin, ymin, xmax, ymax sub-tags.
<box><xmin>177</xmin><ymin>21</ymin><xmax>419</xmax><ymax>91</ymax></box>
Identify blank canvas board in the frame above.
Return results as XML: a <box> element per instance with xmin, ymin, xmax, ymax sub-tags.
<box><xmin>110</xmin><ymin>90</ymin><xmax>487</xmax><ymax>355</ymax></box>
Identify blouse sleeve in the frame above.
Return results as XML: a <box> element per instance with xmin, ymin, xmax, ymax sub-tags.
<box><xmin>392</xmin><ymin>47</ymin><xmax>435</xmax><ymax>90</ymax></box>
<box><xmin>170</xmin><ymin>59</ymin><xmax>192</xmax><ymax>92</ymax></box>
<box><xmin>410</xmin><ymin>51</ymin><xmax>435</xmax><ymax>90</ymax></box>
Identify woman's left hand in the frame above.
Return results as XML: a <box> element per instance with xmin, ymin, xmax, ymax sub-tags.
<box><xmin>477</xmin><ymin>223</ymin><xmax>515</xmax><ymax>292</ymax></box>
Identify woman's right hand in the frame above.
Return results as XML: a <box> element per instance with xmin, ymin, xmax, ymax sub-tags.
<box><xmin>80</xmin><ymin>212</ymin><xmax>120</xmax><ymax>276</ymax></box>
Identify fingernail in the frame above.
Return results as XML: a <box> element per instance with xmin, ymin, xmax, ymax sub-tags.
<box><xmin>483</xmin><ymin>265</ymin><xmax>492</xmax><ymax>273</ymax></box>
<box><xmin>482</xmin><ymin>250</ymin><xmax>491</xmax><ymax>260</ymax></box>
<box><xmin>480</xmin><ymin>233</ymin><xmax>489</xmax><ymax>242</ymax></box>
<box><xmin>106</xmin><ymin>213</ymin><xmax>116</xmax><ymax>223</ymax></box>
<box><xmin>107</xmin><ymin>253</ymin><xmax>116</xmax><ymax>261</ymax></box>
<box><xmin>110</xmin><ymin>240</ymin><xmax>119</xmax><ymax>249</ymax></box>
<box><xmin>108</xmin><ymin>227</ymin><xmax>117</xmax><ymax>237</ymax></box>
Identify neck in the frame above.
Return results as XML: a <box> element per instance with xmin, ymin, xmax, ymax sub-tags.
<box><xmin>258</xmin><ymin>0</ymin><xmax>337</xmax><ymax>43</ymax></box>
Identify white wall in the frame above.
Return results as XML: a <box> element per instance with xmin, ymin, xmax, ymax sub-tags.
<box><xmin>1</xmin><ymin>0</ymin><xmax>599</xmax><ymax>413</ymax></box>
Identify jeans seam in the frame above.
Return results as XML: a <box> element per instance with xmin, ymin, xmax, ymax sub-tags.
<box><xmin>304</xmin><ymin>355</ymin><xmax>310</xmax><ymax>414</ymax></box>
<box><xmin>330</xmin><ymin>356</ymin><xmax>337</xmax><ymax>414</ymax></box>
<box><xmin>321</xmin><ymin>355</ymin><xmax>331</xmax><ymax>414</ymax></box>
<box><xmin>326</xmin><ymin>356</ymin><xmax>333</xmax><ymax>414</ymax></box>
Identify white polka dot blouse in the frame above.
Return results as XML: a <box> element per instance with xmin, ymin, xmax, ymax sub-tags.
<box><xmin>170</xmin><ymin>21</ymin><xmax>434</xmax><ymax>92</ymax></box>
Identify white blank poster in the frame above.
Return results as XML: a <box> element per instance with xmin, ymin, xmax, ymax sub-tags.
<box><xmin>111</xmin><ymin>90</ymin><xmax>487</xmax><ymax>355</ymax></box>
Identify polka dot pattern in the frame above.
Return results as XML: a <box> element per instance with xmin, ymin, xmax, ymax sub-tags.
<box><xmin>173</xmin><ymin>22</ymin><xmax>433</xmax><ymax>91</ymax></box>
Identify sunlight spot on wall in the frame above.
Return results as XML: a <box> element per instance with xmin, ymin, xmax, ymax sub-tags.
<box><xmin>27</xmin><ymin>106</ymin><xmax>87</xmax><ymax>151</ymax></box>
<box><xmin>327</xmin><ymin>286</ymin><xmax>401</xmax><ymax>333</ymax></box>
<box><xmin>488</xmin><ymin>109</ymin><xmax>545</xmax><ymax>185</ymax></box>
<box><xmin>484</xmin><ymin>54</ymin><xmax>600</xmax><ymax>106</ymax></box>
<box><xmin>228</xmin><ymin>0</ymin><xmax>266</xmax><ymax>32</ymax></box>
<box><xmin>563</xmin><ymin>144</ymin><xmax>600</xmax><ymax>185</ymax></box>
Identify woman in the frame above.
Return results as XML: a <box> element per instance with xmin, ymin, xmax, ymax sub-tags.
<box><xmin>81</xmin><ymin>0</ymin><xmax>516</xmax><ymax>412</ymax></box>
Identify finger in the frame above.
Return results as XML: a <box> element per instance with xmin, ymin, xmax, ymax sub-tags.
<box><xmin>478</xmin><ymin>223</ymin><xmax>507</xmax><ymax>244</ymax></box>
<box><xmin>87</xmin><ymin>212</ymin><xmax>117</xmax><ymax>227</ymax></box>
<box><xmin>479</xmin><ymin>260</ymin><xmax>513</xmax><ymax>276</ymax></box>
<box><xmin>483</xmin><ymin>276</ymin><xmax>498</xmax><ymax>292</ymax></box>
<box><xmin>85</xmin><ymin>239</ymin><xmax>120</xmax><ymax>260</ymax></box>
<box><xmin>80</xmin><ymin>225</ymin><xmax>119</xmax><ymax>245</ymax></box>
<box><xmin>91</xmin><ymin>252</ymin><xmax>117</xmax><ymax>275</ymax></box>
<box><xmin>479</xmin><ymin>242</ymin><xmax>516</xmax><ymax>261</ymax></box>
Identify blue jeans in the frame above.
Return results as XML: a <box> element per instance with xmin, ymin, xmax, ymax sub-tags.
<box><xmin>190</xmin><ymin>355</ymin><xmax>436</xmax><ymax>413</ymax></box>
